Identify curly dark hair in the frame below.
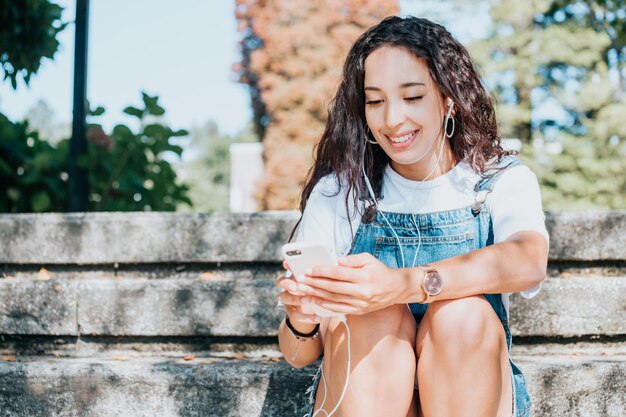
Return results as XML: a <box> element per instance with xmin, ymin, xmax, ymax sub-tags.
<box><xmin>293</xmin><ymin>16</ymin><xmax>511</xmax><ymax>237</ymax></box>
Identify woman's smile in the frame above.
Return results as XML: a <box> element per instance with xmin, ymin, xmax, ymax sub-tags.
<box><xmin>384</xmin><ymin>129</ymin><xmax>419</xmax><ymax>148</ymax></box>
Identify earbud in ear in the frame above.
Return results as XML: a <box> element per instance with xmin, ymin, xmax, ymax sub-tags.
<box><xmin>448</xmin><ymin>98</ymin><xmax>454</xmax><ymax>108</ymax></box>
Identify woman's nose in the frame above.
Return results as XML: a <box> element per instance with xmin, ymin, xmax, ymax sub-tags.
<box><xmin>384</xmin><ymin>101</ymin><xmax>405</xmax><ymax>129</ymax></box>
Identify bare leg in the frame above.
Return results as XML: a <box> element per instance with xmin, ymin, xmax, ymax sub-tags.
<box><xmin>313</xmin><ymin>304</ymin><xmax>418</xmax><ymax>417</ymax></box>
<box><xmin>415</xmin><ymin>296</ymin><xmax>512</xmax><ymax>417</ymax></box>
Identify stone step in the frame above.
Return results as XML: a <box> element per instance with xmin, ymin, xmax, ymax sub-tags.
<box><xmin>2</xmin><ymin>211</ymin><xmax>625</xmax><ymax>264</ymax></box>
<box><xmin>0</xmin><ymin>350</ymin><xmax>623</xmax><ymax>417</ymax></box>
<box><xmin>1</xmin><ymin>274</ymin><xmax>624</xmax><ymax>338</ymax></box>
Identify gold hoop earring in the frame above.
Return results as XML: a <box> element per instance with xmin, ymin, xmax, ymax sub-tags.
<box><xmin>365</xmin><ymin>126</ymin><xmax>378</xmax><ymax>145</ymax></box>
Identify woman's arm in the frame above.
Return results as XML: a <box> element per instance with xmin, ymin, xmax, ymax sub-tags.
<box><xmin>408</xmin><ymin>230</ymin><xmax>548</xmax><ymax>302</ymax></box>
<box><xmin>294</xmin><ymin>230</ymin><xmax>548</xmax><ymax>315</ymax></box>
<box><xmin>276</xmin><ymin>272</ymin><xmax>323</xmax><ymax>368</ymax></box>
<box><xmin>277</xmin><ymin>317</ymin><xmax>323</xmax><ymax>369</ymax></box>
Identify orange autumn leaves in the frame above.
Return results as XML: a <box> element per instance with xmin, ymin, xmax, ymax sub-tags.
<box><xmin>235</xmin><ymin>0</ymin><xmax>399</xmax><ymax>209</ymax></box>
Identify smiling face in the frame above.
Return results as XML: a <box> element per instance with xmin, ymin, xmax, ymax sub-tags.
<box><xmin>364</xmin><ymin>45</ymin><xmax>454</xmax><ymax>180</ymax></box>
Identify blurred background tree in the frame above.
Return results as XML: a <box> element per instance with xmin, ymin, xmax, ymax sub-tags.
<box><xmin>176</xmin><ymin>120</ymin><xmax>256</xmax><ymax>212</ymax></box>
<box><xmin>0</xmin><ymin>0</ymin><xmax>66</xmax><ymax>89</ymax></box>
<box><xmin>0</xmin><ymin>0</ymin><xmax>192</xmax><ymax>212</ymax></box>
<box><xmin>470</xmin><ymin>0</ymin><xmax>626</xmax><ymax>209</ymax></box>
<box><xmin>2</xmin><ymin>0</ymin><xmax>624</xmax><ymax>213</ymax></box>
<box><xmin>235</xmin><ymin>0</ymin><xmax>399</xmax><ymax>210</ymax></box>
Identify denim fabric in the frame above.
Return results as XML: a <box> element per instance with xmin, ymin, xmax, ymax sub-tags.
<box><xmin>306</xmin><ymin>156</ymin><xmax>531</xmax><ymax>417</ymax></box>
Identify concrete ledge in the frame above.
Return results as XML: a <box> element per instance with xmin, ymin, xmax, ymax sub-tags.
<box><xmin>0</xmin><ymin>280</ymin><xmax>77</xmax><ymax>335</ymax></box>
<box><xmin>1</xmin><ymin>275</ymin><xmax>624</xmax><ymax>338</ymax></box>
<box><xmin>1</xmin><ymin>211</ymin><xmax>625</xmax><ymax>264</ymax></box>
<box><xmin>510</xmin><ymin>277</ymin><xmax>626</xmax><ymax>337</ymax></box>
<box><xmin>77</xmin><ymin>278</ymin><xmax>279</xmax><ymax>337</ymax></box>
<box><xmin>545</xmin><ymin>211</ymin><xmax>626</xmax><ymax>261</ymax></box>
<box><xmin>0</xmin><ymin>355</ymin><xmax>623</xmax><ymax>417</ymax></box>
<box><xmin>0</xmin><ymin>212</ymin><xmax>298</xmax><ymax>265</ymax></box>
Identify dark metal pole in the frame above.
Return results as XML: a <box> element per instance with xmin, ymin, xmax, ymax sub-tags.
<box><xmin>69</xmin><ymin>0</ymin><xmax>89</xmax><ymax>212</ymax></box>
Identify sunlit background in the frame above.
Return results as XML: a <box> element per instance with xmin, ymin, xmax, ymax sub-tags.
<box><xmin>1</xmin><ymin>0</ymin><xmax>624</xmax><ymax>213</ymax></box>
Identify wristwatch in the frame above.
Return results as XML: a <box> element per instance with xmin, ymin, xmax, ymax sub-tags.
<box><xmin>420</xmin><ymin>265</ymin><xmax>443</xmax><ymax>303</ymax></box>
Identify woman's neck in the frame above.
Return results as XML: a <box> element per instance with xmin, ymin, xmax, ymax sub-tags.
<box><xmin>391</xmin><ymin>141</ymin><xmax>457</xmax><ymax>181</ymax></box>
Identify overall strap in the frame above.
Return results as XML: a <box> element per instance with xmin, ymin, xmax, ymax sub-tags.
<box><xmin>471</xmin><ymin>155</ymin><xmax>524</xmax><ymax>214</ymax></box>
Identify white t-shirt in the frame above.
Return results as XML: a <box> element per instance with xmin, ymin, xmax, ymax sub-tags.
<box><xmin>295</xmin><ymin>160</ymin><xmax>549</xmax><ymax>317</ymax></box>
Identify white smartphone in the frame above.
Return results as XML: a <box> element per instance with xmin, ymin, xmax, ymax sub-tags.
<box><xmin>281</xmin><ymin>241</ymin><xmax>344</xmax><ymax>319</ymax></box>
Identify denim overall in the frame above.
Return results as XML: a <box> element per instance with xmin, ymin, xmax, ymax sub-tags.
<box><xmin>306</xmin><ymin>156</ymin><xmax>531</xmax><ymax>417</ymax></box>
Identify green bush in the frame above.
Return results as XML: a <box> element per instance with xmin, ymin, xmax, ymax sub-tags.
<box><xmin>0</xmin><ymin>93</ymin><xmax>192</xmax><ymax>212</ymax></box>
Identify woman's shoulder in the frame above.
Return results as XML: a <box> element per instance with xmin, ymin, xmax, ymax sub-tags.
<box><xmin>311</xmin><ymin>173</ymin><xmax>342</xmax><ymax>195</ymax></box>
<box><xmin>310</xmin><ymin>172</ymin><xmax>358</xmax><ymax>201</ymax></box>
<box><xmin>474</xmin><ymin>155</ymin><xmax>537</xmax><ymax>191</ymax></box>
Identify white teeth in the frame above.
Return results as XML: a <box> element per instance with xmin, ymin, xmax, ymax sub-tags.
<box><xmin>389</xmin><ymin>131</ymin><xmax>416</xmax><ymax>143</ymax></box>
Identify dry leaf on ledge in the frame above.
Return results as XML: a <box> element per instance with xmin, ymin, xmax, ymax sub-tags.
<box><xmin>198</xmin><ymin>272</ymin><xmax>216</xmax><ymax>281</ymax></box>
<box><xmin>36</xmin><ymin>268</ymin><xmax>51</xmax><ymax>281</ymax></box>
<box><xmin>183</xmin><ymin>355</ymin><xmax>195</xmax><ymax>361</ymax></box>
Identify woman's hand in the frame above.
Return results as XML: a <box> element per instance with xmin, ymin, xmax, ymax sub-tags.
<box><xmin>296</xmin><ymin>252</ymin><xmax>413</xmax><ymax>315</ymax></box>
<box><xmin>276</xmin><ymin>261</ymin><xmax>322</xmax><ymax>332</ymax></box>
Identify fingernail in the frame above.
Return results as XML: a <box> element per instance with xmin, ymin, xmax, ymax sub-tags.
<box><xmin>287</xmin><ymin>283</ymin><xmax>297</xmax><ymax>292</ymax></box>
<box><xmin>313</xmin><ymin>316</ymin><xmax>321</xmax><ymax>323</ymax></box>
<box><xmin>297</xmin><ymin>284</ymin><xmax>308</xmax><ymax>293</ymax></box>
<box><xmin>301</xmin><ymin>297</ymin><xmax>309</xmax><ymax>305</ymax></box>
<box><xmin>305</xmin><ymin>268</ymin><xmax>312</xmax><ymax>275</ymax></box>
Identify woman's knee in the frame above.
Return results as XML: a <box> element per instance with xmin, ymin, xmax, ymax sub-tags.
<box><xmin>331</xmin><ymin>304</ymin><xmax>416</xmax><ymax>344</ymax></box>
<box><xmin>325</xmin><ymin>304</ymin><xmax>417</xmax><ymax>369</ymax></box>
<box><xmin>418</xmin><ymin>296</ymin><xmax>503</xmax><ymax>358</ymax></box>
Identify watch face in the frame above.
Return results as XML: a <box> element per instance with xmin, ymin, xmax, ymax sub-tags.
<box><xmin>424</xmin><ymin>271</ymin><xmax>443</xmax><ymax>296</ymax></box>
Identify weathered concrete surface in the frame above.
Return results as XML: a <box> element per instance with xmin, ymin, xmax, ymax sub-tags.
<box><xmin>1</xmin><ymin>211</ymin><xmax>625</xmax><ymax>264</ymax></box>
<box><xmin>545</xmin><ymin>211</ymin><xmax>626</xmax><ymax>261</ymax></box>
<box><xmin>0</xmin><ymin>275</ymin><xmax>624</xmax><ymax>338</ymax></box>
<box><xmin>509</xmin><ymin>276</ymin><xmax>626</xmax><ymax>337</ymax></box>
<box><xmin>0</xmin><ymin>212</ymin><xmax>299</xmax><ymax>264</ymax></box>
<box><xmin>77</xmin><ymin>278</ymin><xmax>280</xmax><ymax>337</ymax></box>
<box><xmin>0</xmin><ymin>355</ymin><xmax>623</xmax><ymax>417</ymax></box>
<box><xmin>521</xmin><ymin>355</ymin><xmax>626</xmax><ymax>417</ymax></box>
<box><xmin>0</xmin><ymin>357</ymin><xmax>310</xmax><ymax>417</ymax></box>
<box><xmin>0</xmin><ymin>279</ymin><xmax>78</xmax><ymax>335</ymax></box>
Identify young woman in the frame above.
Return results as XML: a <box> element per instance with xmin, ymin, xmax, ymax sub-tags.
<box><xmin>276</xmin><ymin>16</ymin><xmax>548</xmax><ymax>417</ymax></box>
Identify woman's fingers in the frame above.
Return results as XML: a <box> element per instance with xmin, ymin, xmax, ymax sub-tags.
<box><xmin>308</xmin><ymin>264</ymin><xmax>363</xmax><ymax>283</ymax></box>
<box><xmin>296</xmin><ymin>278</ymin><xmax>357</xmax><ymax>299</ymax></box>
<box><xmin>338</xmin><ymin>252</ymin><xmax>374</xmax><ymax>267</ymax></box>
<box><xmin>278</xmin><ymin>290</ymin><xmax>304</xmax><ymax>307</ymax></box>
<box><xmin>276</xmin><ymin>274</ymin><xmax>309</xmax><ymax>296</ymax></box>
<box><xmin>282</xmin><ymin>301</ymin><xmax>322</xmax><ymax>324</ymax></box>
<box><xmin>276</xmin><ymin>275</ymin><xmax>297</xmax><ymax>292</ymax></box>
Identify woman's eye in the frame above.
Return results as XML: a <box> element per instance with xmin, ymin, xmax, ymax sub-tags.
<box><xmin>366</xmin><ymin>100</ymin><xmax>383</xmax><ymax>106</ymax></box>
<box><xmin>405</xmin><ymin>96</ymin><xmax>424</xmax><ymax>102</ymax></box>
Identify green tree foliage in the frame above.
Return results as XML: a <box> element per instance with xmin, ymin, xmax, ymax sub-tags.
<box><xmin>470</xmin><ymin>0</ymin><xmax>626</xmax><ymax>209</ymax></box>
<box><xmin>176</xmin><ymin>121</ymin><xmax>256</xmax><ymax>213</ymax></box>
<box><xmin>0</xmin><ymin>0</ymin><xmax>66</xmax><ymax>89</ymax></box>
<box><xmin>0</xmin><ymin>93</ymin><xmax>191</xmax><ymax>212</ymax></box>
